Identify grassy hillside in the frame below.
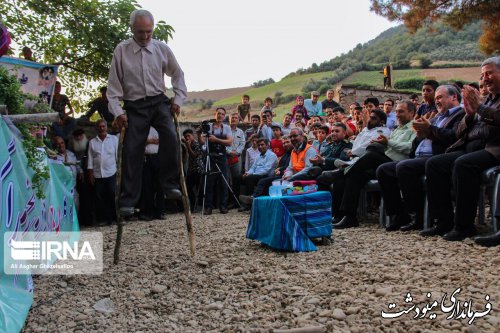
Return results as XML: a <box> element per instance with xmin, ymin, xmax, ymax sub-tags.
<box><xmin>215</xmin><ymin>72</ymin><xmax>336</xmax><ymax>106</ymax></box>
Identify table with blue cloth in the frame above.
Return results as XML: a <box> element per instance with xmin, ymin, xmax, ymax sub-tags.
<box><xmin>246</xmin><ymin>191</ymin><xmax>332</xmax><ymax>252</ymax></box>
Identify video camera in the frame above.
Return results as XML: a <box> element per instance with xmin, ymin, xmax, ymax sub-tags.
<box><xmin>195</xmin><ymin>119</ymin><xmax>214</xmax><ymax>135</ymax></box>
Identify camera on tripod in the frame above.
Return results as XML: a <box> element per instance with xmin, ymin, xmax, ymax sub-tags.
<box><xmin>200</xmin><ymin>120</ymin><xmax>211</xmax><ymax>135</ymax></box>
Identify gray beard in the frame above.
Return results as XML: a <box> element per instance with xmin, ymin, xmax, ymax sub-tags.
<box><xmin>72</xmin><ymin>136</ymin><xmax>88</xmax><ymax>154</ymax></box>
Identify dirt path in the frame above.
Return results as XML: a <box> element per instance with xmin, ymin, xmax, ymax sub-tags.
<box><xmin>23</xmin><ymin>211</ymin><xmax>499</xmax><ymax>332</ymax></box>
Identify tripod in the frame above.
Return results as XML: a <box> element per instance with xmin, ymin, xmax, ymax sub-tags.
<box><xmin>198</xmin><ymin>136</ymin><xmax>242</xmax><ymax>216</ymax></box>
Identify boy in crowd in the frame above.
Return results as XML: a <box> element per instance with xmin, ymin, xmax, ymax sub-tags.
<box><xmin>312</xmin><ymin>125</ymin><xmax>330</xmax><ymax>154</ymax></box>
<box><xmin>414</xmin><ymin>80</ymin><xmax>438</xmax><ymax>120</ymax></box>
<box><xmin>292</xmin><ymin>110</ymin><xmax>305</xmax><ymax>126</ymax></box>
<box><xmin>383</xmin><ymin>98</ymin><xmax>397</xmax><ymax>130</ymax></box>
<box><xmin>333</xmin><ymin>106</ymin><xmax>356</xmax><ymax>136</ymax></box>
<box><xmin>281</xmin><ymin>113</ymin><xmax>293</xmax><ymax>136</ymax></box>
<box><xmin>237</xmin><ymin>94</ymin><xmax>251</xmax><ymax>123</ymax></box>
<box><xmin>270</xmin><ymin>123</ymin><xmax>285</xmax><ymax>158</ymax></box>
<box><xmin>261</xmin><ymin>97</ymin><xmax>273</xmax><ymax>115</ymax></box>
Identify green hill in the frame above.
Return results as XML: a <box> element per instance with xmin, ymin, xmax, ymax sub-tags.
<box><xmin>290</xmin><ymin>21</ymin><xmax>483</xmax><ymax>76</ymax></box>
<box><xmin>182</xmin><ymin>21</ymin><xmax>484</xmax><ymax>121</ymax></box>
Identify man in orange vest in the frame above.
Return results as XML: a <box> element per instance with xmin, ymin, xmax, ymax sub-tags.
<box><xmin>282</xmin><ymin>128</ymin><xmax>318</xmax><ymax>181</ymax></box>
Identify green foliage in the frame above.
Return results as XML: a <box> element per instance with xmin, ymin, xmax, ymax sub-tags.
<box><xmin>0</xmin><ymin>66</ymin><xmax>26</xmax><ymax>114</ymax></box>
<box><xmin>17</xmin><ymin>125</ymin><xmax>50</xmax><ymax>199</ymax></box>
<box><xmin>289</xmin><ymin>21</ymin><xmax>483</xmax><ymax>77</ymax></box>
<box><xmin>201</xmin><ymin>99</ymin><xmax>213</xmax><ymax>110</ymax></box>
<box><xmin>393</xmin><ymin>77</ymin><xmax>426</xmax><ymax>90</ymax></box>
<box><xmin>416</xmin><ymin>55</ymin><xmax>432</xmax><ymax>68</ymax></box>
<box><xmin>252</xmin><ymin>78</ymin><xmax>275</xmax><ymax>88</ymax></box>
<box><xmin>0</xmin><ymin>0</ymin><xmax>175</xmax><ymax>113</ymax></box>
<box><xmin>273</xmin><ymin>91</ymin><xmax>295</xmax><ymax>106</ymax></box>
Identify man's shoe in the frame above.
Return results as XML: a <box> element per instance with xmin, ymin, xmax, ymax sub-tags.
<box><xmin>475</xmin><ymin>230</ymin><xmax>500</xmax><ymax>247</ymax></box>
<box><xmin>386</xmin><ymin>213</ymin><xmax>411</xmax><ymax>232</ymax></box>
<box><xmin>420</xmin><ymin>226</ymin><xmax>451</xmax><ymax>237</ymax></box>
<box><xmin>333</xmin><ymin>215</ymin><xmax>359</xmax><ymax>229</ymax></box>
<box><xmin>138</xmin><ymin>214</ymin><xmax>153</xmax><ymax>221</ymax></box>
<box><xmin>220</xmin><ymin>207</ymin><xmax>228</xmax><ymax>214</ymax></box>
<box><xmin>239</xmin><ymin>195</ymin><xmax>254</xmax><ymax>206</ymax></box>
<box><xmin>97</xmin><ymin>221</ymin><xmax>111</xmax><ymax>227</ymax></box>
<box><xmin>119</xmin><ymin>206</ymin><xmax>135</xmax><ymax>217</ymax></box>
<box><xmin>443</xmin><ymin>227</ymin><xmax>477</xmax><ymax>241</ymax></box>
<box><xmin>203</xmin><ymin>207</ymin><xmax>212</xmax><ymax>215</ymax></box>
<box><xmin>237</xmin><ymin>206</ymin><xmax>248</xmax><ymax>212</ymax></box>
<box><xmin>332</xmin><ymin>216</ymin><xmax>343</xmax><ymax>225</ymax></box>
<box><xmin>400</xmin><ymin>221</ymin><xmax>423</xmax><ymax>232</ymax></box>
<box><xmin>164</xmin><ymin>187</ymin><xmax>182</xmax><ymax>200</ymax></box>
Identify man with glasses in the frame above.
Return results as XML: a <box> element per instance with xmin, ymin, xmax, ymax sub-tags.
<box><xmin>282</xmin><ymin>128</ymin><xmax>318</xmax><ymax>181</ymax></box>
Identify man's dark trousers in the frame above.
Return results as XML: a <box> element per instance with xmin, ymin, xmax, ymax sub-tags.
<box><xmin>243</xmin><ymin>174</ymin><xmax>267</xmax><ymax>195</ymax></box>
<box><xmin>120</xmin><ymin>94</ymin><xmax>178</xmax><ymax>208</ymax></box>
<box><xmin>426</xmin><ymin>150</ymin><xmax>499</xmax><ymax>230</ymax></box>
<box><xmin>377</xmin><ymin>157</ymin><xmax>428</xmax><ymax>217</ymax></box>
<box><xmin>140</xmin><ymin>153</ymin><xmax>165</xmax><ymax>217</ymax></box>
<box><xmin>95</xmin><ymin>174</ymin><xmax>116</xmax><ymax>223</ymax></box>
<box><xmin>340</xmin><ymin>151</ymin><xmax>392</xmax><ymax>216</ymax></box>
<box><xmin>205</xmin><ymin>155</ymin><xmax>228</xmax><ymax>209</ymax></box>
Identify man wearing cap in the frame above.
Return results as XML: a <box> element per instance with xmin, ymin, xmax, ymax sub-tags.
<box><xmin>304</xmin><ymin>91</ymin><xmax>323</xmax><ymax>117</ymax></box>
<box><xmin>107</xmin><ymin>9</ymin><xmax>187</xmax><ymax>216</ymax></box>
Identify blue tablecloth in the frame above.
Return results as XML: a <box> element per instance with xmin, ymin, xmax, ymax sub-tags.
<box><xmin>246</xmin><ymin>191</ymin><xmax>332</xmax><ymax>252</ymax></box>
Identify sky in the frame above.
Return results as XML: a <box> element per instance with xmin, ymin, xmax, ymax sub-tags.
<box><xmin>138</xmin><ymin>0</ymin><xmax>398</xmax><ymax>91</ymax></box>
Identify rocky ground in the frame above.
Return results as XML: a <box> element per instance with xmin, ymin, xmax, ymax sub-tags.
<box><xmin>23</xmin><ymin>210</ymin><xmax>499</xmax><ymax>333</ymax></box>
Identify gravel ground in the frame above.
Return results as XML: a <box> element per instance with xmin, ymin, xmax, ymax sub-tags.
<box><xmin>22</xmin><ymin>210</ymin><xmax>499</xmax><ymax>333</ymax></box>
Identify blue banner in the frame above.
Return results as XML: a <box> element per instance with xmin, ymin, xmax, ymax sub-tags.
<box><xmin>0</xmin><ymin>116</ymin><xmax>79</xmax><ymax>333</ymax></box>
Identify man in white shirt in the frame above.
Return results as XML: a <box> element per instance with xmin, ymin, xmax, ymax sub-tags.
<box><xmin>227</xmin><ymin>113</ymin><xmax>245</xmax><ymax>206</ymax></box>
<box><xmin>88</xmin><ymin>120</ymin><xmax>119</xmax><ymax>225</ymax></box>
<box><xmin>348</xmin><ymin>109</ymin><xmax>390</xmax><ymax>158</ymax></box>
<box><xmin>107</xmin><ymin>9</ymin><xmax>187</xmax><ymax>217</ymax></box>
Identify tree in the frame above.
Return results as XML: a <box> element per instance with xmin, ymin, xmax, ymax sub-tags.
<box><xmin>370</xmin><ymin>0</ymin><xmax>500</xmax><ymax>55</ymax></box>
<box><xmin>0</xmin><ymin>0</ymin><xmax>174</xmax><ymax>112</ymax></box>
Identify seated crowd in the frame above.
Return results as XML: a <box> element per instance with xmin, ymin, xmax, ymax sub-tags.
<box><xmin>183</xmin><ymin>57</ymin><xmax>500</xmax><ymax>248</ymax></box>
<box><xmin>48</xmin><ymin>56</ymin><xmax>500</xmax><ymax>248</ymax></box>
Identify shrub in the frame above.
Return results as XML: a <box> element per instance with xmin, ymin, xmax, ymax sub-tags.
<box><xmin>394</xmin><ymin>77</ymin><xmax>426</xmax><ymax>90</ymax></box>
<box><xmin>0</xmin><ymin>66</ymin><xmax>25</xmax><ymax>114</ymax></box>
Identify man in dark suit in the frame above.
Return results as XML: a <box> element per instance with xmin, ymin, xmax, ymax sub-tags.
<box><xmin>376</xmin><ymin>85</ymin><xmax>465</xmax><ymax>231</ymax></box>
<box><xmin>422</xmin><ymin>56</ymin><xmax>500</xmax><ymax>241</ymax></box>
